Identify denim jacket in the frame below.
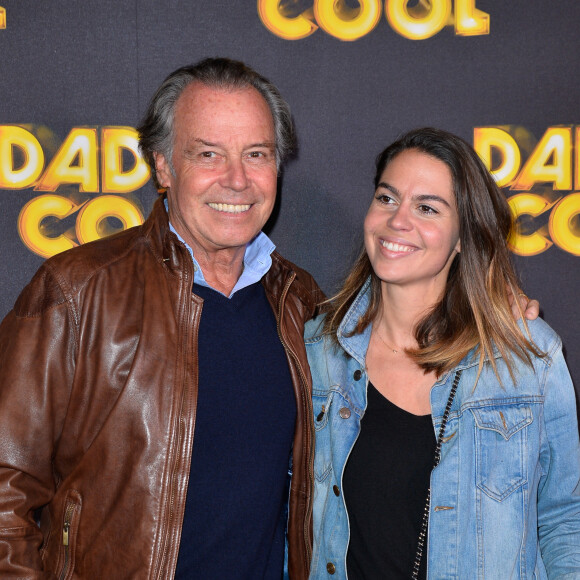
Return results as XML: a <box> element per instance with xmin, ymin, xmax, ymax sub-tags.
<box><xmin>305</xmin><ymin>279</ymin><xmax>580</xmax><ymax>579</ymax></box>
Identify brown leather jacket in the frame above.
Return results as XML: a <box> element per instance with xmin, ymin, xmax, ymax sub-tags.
<box><xmin>0</xmin><ymin>197</ymin><xmax>323</xmax><ymax>579</ymax></box>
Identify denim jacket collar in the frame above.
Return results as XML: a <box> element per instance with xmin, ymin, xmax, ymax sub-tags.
<box><xmin>337</xmin><ymin>277</ymin><xmax>507</xmax><ymax>385</ymax></box>
<box><xmin>336</xmin><ymin>278</ymin><xmax>373</xmax><ymax>369</ymax></box>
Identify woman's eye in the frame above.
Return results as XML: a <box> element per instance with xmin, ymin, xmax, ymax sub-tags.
<box><xmin>376</xmin><ymin>194</ymin><xmax>396</xmax><ymax>204</ymax></box>
<box><xmin>418</xmin><ymin>204</ymin><xmax>437</xmax><ymax>214</ymax></box>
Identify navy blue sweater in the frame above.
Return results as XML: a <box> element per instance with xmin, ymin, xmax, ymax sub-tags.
<box><xmin>175</xmin><ymin>282</ymin><xmax>296</xmax><ymax>579</ymax></box>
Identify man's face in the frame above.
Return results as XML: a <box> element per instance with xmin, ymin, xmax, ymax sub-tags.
<box><xmin>155</xmin><ymin>82</ymin><xmax>278</xmax><ymax>263</ymax></box>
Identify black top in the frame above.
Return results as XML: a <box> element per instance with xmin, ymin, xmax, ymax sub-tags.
<box><xmin>175</xmin><ymin>282</ymin><xmax>296</xmax><ymax>579</ymax></box>
<box><xmin>343</xmin><ymin>382</ymin><xmax>436</xmax><ymax>580</ymax></box>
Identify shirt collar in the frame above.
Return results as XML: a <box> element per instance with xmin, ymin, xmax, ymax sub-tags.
<box><xmin>164</xmin><ymin>198</ymin><xmax>275</xmax><ymax>298</ymax></box>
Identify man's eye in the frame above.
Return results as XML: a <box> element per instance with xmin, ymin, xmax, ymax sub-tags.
<box><xmin>248</xmin><ymin>151</ymin><xmax>266</xmax><ymax>158</ymax></box>
<box><xmin>200</xmin><ymin>151</ymin><xmax>216</xmax><ymax>158</ymax></box>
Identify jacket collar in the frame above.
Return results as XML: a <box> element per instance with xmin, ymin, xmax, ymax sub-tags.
<box><xmin>336</xmin><ymin>278</ymin><xmax>373</xmax><ymax>369</ymax></box>
<box><xmin>140</xmin><ymin>195</ymin><xmax>190</xmax><ymax>272</ymax></box>
<box><xmin>335</xmin><ymin>277</ymin><xmax>500</xmax><ymax>379</ymax></box>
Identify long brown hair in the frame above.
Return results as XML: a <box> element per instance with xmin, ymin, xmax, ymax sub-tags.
<box><xmin>323</xmin><ymin>127</ymin><xmax>542</xmax><ymax>380</ymax></box>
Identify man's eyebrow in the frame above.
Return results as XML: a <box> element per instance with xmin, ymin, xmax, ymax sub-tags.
<box><xmin>376</xmin><ymin>181</ymin><xmax>452</xmax><ymax>207</ymax></box>
<box><xmin>192</xmin><ymin>138</ymin><xmax>217</xmax><ymax>147</ymax></box>
<box><xmin>190</xmin><ymin>138</ymin><xmax>276</xmax><ymax>149</ymax></box>
<box><xmin>247</xmin><ymin>141</ymin><xmax>276</xmax><ymax>150</ymax></box>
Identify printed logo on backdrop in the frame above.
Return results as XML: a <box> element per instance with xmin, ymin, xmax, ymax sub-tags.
<box><xmin>258</xmin><ymin>0</ymin><xmax>489</xmax><ymax>41</ymax></box>
<box><xmin>475</xmin><ymin>126</ymin><xmax>580</xmax><ymax>257</ymax></box>
<box><xmin>0</xmin><ymin>125</ymin><xmax>149</xmax><ymax>258</ymax></box>
<box><xmin>1</xmin><ymin>124</ymin><xmax>579</xmax><ymax>259</ymax></box>
<box><xmin>0</xmin><ymin>6</ymin><xmax>6</xmax><ymax>29</ymax></box>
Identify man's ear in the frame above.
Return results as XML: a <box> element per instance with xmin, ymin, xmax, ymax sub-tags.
<box><xmin>153</xmin><ymin>152</ymin><xmax>172</xmax><ymax>189</ymax></box>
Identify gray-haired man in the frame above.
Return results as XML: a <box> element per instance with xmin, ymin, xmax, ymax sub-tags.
<box><xmin>0</xmin><ymin>58</ymin><xmax>322</xmax><ymax>579</ymax></box>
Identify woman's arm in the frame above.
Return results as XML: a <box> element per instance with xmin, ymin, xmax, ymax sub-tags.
<box><xmin>537</xmin><ymin>338</ymin><xmax>580</xmax><ymax>576</ymax></box>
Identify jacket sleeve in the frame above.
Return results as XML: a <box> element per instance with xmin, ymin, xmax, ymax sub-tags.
<box><xmin>0</xmin><ymin>264</ymin><xmax>76</xmax><ymax>577</ymax></box>
<box><xmin>536</xmin><ymin>336</ymin><xmax>580</xmax><ymax>577</ymax></box>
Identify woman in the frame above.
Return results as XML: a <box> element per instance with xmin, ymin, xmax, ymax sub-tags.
<box><xmin>305</xmin><ymin>128</ymin><xmax>580</xmax><ymax>579</ymax></box>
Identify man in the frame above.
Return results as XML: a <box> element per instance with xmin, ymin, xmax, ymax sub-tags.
<box><xmin>0</xmin><ymin>58</ymin><xmax>322</xmax><ymax>578</ymax></box>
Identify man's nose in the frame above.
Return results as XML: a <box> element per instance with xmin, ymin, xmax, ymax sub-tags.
<box><xmin>220</xmin><ymin>158</ymin><xmax>248</xmax><ymax>191</ymax></box>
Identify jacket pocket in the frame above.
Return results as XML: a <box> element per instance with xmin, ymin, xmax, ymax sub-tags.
<box><xmin>58</xmin><ymin>490</ymin><xmax>82</xmax><ymax>580</ymax></box>
<box><xmin>472</xmin><ymin>403</ymin><xmax>532</xmax><ymax>501</ymax></box>
<box><xmin>313</xmin><ymin>391</ymin><xmax>334</xmax><ymax>482</ymax></box>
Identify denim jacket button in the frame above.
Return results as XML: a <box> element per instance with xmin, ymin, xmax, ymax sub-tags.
<box><xmin>353</xmin><ymin>369</ymin><xmax>362</xmax><ymax>380</ymax></box>
<box><xmin>333</xmin><ymin>485</ymin><xmax>340</xmax><ymax>496</ymax></box>
<box><xmin>326</xmin><ymin>562</ymin><xmax>336</xmax><ymax>574</ymax></box>
<box><xmin>339</xmin><ymin>407</ymin><xmax>351</xmax><ymax>419</ymax></box>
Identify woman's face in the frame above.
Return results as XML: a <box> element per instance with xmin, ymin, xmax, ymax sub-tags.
<box><xmin>364</xmin><ymin>149</ymin><xmax>461</xmax><ymax>299</ymax></box>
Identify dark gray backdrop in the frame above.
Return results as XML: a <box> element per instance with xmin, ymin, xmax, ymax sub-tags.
<box><xmin>0</xmin><ymin>1</ymin><xmax>578</xmax><ymax>398</ymax></box>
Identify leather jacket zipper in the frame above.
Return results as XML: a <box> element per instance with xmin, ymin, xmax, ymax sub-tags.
<box><xmin>157</xmin><ymin>410</ymin><xmax>187</xmax><ymax>578</ymax></box>
<box><xmin>59</xmin><ymin>501</ymin><xmax>76</xmax><ymax>580</ymax></box>
<box><xmin>276</xmin><ymin>272</ymin><xmax>314</xmax><ymax>570</ymax></box>
<box><xmin>156</xmin><ymin>261</ymin><xmax>196</xmax><ymax>579</ymax></box>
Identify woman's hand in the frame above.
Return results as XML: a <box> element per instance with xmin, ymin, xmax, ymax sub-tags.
<box><xmin>509</xmin><ymin>289</ymin><xmax>540</xmax><ymax>320</ymax></box>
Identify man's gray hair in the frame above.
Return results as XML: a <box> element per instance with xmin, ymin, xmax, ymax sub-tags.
<box><xmin>137</xmin><ymin>57</ymin><xmax>295</xmax><ymax>188</ymax></box>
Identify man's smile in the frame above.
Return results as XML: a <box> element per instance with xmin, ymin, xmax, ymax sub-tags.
<box><xmin>208</xmin><ymin>202</ymin><xmax>252</xmax><ymax>213</ymax></box>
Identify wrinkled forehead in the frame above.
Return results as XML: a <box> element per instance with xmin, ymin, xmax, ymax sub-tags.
<box><xmin>175</xmin><ymin>82</ymin><xmax>274</xmax><ymax>127</ymax></box>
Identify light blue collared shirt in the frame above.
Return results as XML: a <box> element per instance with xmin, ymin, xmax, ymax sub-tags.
<box><xmin>165</xmin><ymin>201</ymin><xmax>275</xmax><ymax>298</ymax></box>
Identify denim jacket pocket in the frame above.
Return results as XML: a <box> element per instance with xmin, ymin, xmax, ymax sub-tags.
<box><xmin>313</xmin><ymin>390</ymin><xmax>335</xmax><ymax>483</ymax></box>
<box><xmin>472</xmin><ymin>403</ymin><xmax>532</xmax><ymax>501</ymax></box>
